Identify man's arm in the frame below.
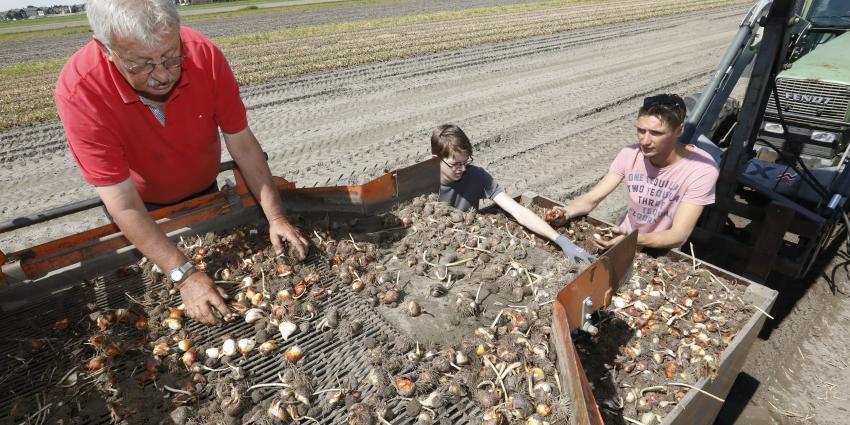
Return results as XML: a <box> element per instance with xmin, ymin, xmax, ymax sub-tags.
<box><xmin>636</xmin><ymin>202</ymin><xmax>705</xmax><ymax>249</ymax></box>
<box><xmin>223</xmin><ymin>127</ymin><xmax>308</xmax><ymax>258</ymax></box>
<box><xmin>97</xmin><ymin>179</ymin><xmax>230</xmax><ymax>325</ymax></box>
<box><xmin>555</xmin><ymin>173</ymin><xmax>622</xmax><ymax>224</ymax></box>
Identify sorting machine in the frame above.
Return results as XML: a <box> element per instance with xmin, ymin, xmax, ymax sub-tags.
<box><xmin>0</xmin><ymin>158</ymin><xmax>776</xmax><ymax>424</ymax></box>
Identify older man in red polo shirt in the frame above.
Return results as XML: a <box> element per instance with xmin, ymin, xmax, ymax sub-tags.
<box><xmin>54</xmin><ymin>0</ymin><xmax>307</xmax><ymax>325</ymax></box>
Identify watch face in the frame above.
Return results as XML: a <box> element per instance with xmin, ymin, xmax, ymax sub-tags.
<box><xmin>170</xmin><ymin>270</ymin><xmax>183</xmax><ymax>282</ymax></box>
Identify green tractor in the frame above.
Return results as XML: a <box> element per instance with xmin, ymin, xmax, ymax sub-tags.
<box><xmin>685</xmin><ymin>0</ymin><xmax>850</xmax><ymax>281</ymax></box>
<box><xmin>755</xmin><ymin>0</ymin><xmax>850</xmax><ymax>191</ymax></box>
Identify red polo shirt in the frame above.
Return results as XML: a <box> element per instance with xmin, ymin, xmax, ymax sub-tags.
<box><xmin>55</xmin><ymin>27</ymin><xmax>247</xmax><ymax>204</ymax></box>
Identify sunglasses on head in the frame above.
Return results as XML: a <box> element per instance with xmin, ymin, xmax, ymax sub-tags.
<box><xmin>643</xmin><ymin>94</ymin><xmax>684</xmax><ymax>109</ymax></box>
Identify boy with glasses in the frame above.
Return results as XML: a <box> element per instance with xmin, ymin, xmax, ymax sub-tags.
<box><xmin>54</xmin><ymin>0</ymin><xmax>307</xmax><ymax>326</ymax></box>
<box><xmin>431</xmin><ymin>124</ymin><xmax>593</xmax><ymax>262</ymax></box>
<box><xmin>549</xmin><ymin>94</ymin><xmax>719</xmax><ymax>251</ymax></box>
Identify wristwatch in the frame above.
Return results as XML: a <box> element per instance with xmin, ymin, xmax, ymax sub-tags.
<box><xmin>168</xmin><ymin>261</ymin><xmax>195</xmax><ymax>284</ymax></box>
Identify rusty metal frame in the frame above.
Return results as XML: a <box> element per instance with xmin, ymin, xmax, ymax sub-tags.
<box><xmin>0</xmin><ymin>158</ymin><xmax>439</xmax><ymax>288</ymax></box>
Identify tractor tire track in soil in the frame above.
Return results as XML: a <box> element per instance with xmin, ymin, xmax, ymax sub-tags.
<box><xmin>0</xmin><ymin>4</ymin><xmax>748</xmax><ymax>253</ymax></box>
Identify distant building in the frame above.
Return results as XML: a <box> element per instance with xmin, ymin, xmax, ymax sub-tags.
<box><xmin>7</xmin><ymin>9</ymin><xmax>26</xmax><ymax>20</ymax></box>
<box><xmin>23</xmin><ymin>7</ymin><xmax>43</xmax><ymax>18</ymax></box>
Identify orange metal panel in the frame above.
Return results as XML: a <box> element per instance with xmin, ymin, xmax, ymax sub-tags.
<box><xmin>0</xmin><ymin>164</ymin><xmax>303</xmax><ymax>284</ymax></box>
<box><xmin>552</xmin><ymin>300</ymin><xmax>605</xmax><ymax>425</ymax></box>
<box><xmin>11</xmin><ymin>192</ymin><xmax>229</xmax><ymax>260</ymax></box>
<box><xmin>6</xmin><ymin>191</ymin><xmax>231</xmax><ymax>281</ymax></box>
<box><xmin>15</xmin><ymin>201</ymin><xmax>232</xmax><ymax>281</ymax></box>
<box><xmin>557</xmin><ymin>259</ymin><xmax>613</xmax><ymax>333</ymax></box>
<box><xmin>278</xmin><ymin>171</ymin><xmax>398</xmax><ymax>214</ymax></box>
<box><xmin>356</xmin><ymin>172</ymin><xmax>396</xmax><ymax>205</ymax></box>
<box><xmin>272</xmin><ymin>176</ymin><xmax>297</xmax><ymax>190</ymax></box>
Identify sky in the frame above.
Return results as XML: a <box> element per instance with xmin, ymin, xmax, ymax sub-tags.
<box><xmin>0</xmin><ymin>0</ymin><xmax>75</xmax><ymax>11</ymax></box>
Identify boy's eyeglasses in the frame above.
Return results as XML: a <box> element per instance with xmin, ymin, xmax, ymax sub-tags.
<box><xmin>442</xmin><ymin>157</ymin><xmax>474</xmax><ymax>169</ymax></box>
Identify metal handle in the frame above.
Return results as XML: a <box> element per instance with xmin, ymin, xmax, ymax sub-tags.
<box><xmin>0</xmin><ymin>158</ymin><xmax>249</xmax><ymax>234</ymax></box>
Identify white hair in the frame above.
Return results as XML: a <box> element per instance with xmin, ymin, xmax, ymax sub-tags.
<box><xmin>87</xmin><ymin>0</ymin><xmax>180</xmax><ymax>49</ymax></box>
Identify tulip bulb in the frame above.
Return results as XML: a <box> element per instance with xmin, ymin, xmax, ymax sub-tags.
<box><xmin>181</xmin><ymin>350</ymin><xmax>197</xmax><ymax>367</ymax></box>
<box><xmin>640</xmin><ymin>412</ymin><xmax>657</xmax><ymax>425</ymax></box>
<box><xmin>268</xmin><ymin>399</ymin><xmax>288</xmax><ymax>421</ymax></box>
<box><xmin>222</xmin><ymin>339</ymin><xmax>237</xmax><ymax>357</ymax></box>
<box><xmin>177</xmin><ymin>339</ymin><xmax>191</xmax><ymax>352</ymax></box>
<box><xmin>152</xmin><ymin>342</ymin><xmax>170</xmax><ymax>357</ymax></box>
<box><xmin>284</xmin><ymin>345</ymin><xmax>304</xmax><ymax>363</ymax></box>
<box><xmin>408</xmin><ymin>301</ymin><xmax>422</xmax><ymax>317</ymax></box>
<box><xmin>86</xmin><ymin>356</ymin><xmax>105</xmax><ymax>371</ymax></box>
<box><xmin>258</xmin><ymin>340</ymin><xmax>278</xmax><ymax>356</ymax></box>
<box><xmin>417</xmin><ymin>412</ymin><xmax>433</xmax><ymax>425</ymax></box>
<box><xmin>237</xmin><ymin>338</ymin><xmax>256</xmax><ymax>357</ymax></box>
<box><xmin>535</xmin><ymin>402</ymin><xmax>552</xmax><ymax>417</ymax></box>
<box><xmin>276</xmin><ymin>289</ymin><xmax>293</xmax><ymax>302</ymax></box>
<box><xmin>533</xmin><ymin>382</ymin><xmax>552</xmax><ymax>395</ymax></box>
<box><xmin>530</xmin><ymin>367</ymin><xmax>545</xmax><ymax>383</ymax></box>
<box><xmin>279</xmin><ymin>320</ymin><xmax>297</xmax><ymax>341</ymax></box>
<box><xmin>134</xmin><ymin>317</ymin><xmax>149</xmax><ymax>330</ymax></box>
<box><xmin>244</xmin><ymin>308</ymin><xmax>265</xmax><ymax>324</ymax></box>
<box><xmin>612</xmin><ymin>296</ymin><xmax>628</xmax><ymax>309</ymax></box>
<box><xmin>241</xmin><ymin>276</ymin><xmax>254</xmax><ymax>288</ymax></box>
<box><xmin>162</xmin><ymin>317</ymin><xmax>182</xmax><ymax>331</ymax></box>
<box><xmin>276</xmin><ymin>264</ymin><xmax>293</xmax><ymax>277</ymax></box>
<box><xmin>394</xmin><ymin>376</ymin><xmax>416</xmax><ymax>397</ymax></box>
<box><xmin>205</xmin><ymin>347</ymin><xmax>221</xmax><ymax>360</ymax></box>
<box><xmin>625</xmin><ymin>388</ymin><xmax>637</xmax><ymax>403</ymax></box>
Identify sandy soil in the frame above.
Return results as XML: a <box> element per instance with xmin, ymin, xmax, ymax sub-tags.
<box><xmin>0</xmin><ymin>0</ymin><xmax>546</xmax><ymax>66</ymax></box>
<box><xmin>3</xmin><ymin>3</ymin><xmax>850</xmax><ymax>424</ymax></box>
<box><xmin>716</xmin><ymin>247</ymin><xmax>850</xmax><ymax>425</ymax></box>
<box><xmin>0</xmin><ymin>5</ymin><xmax>750</xmax><ymax>251</ymax></box>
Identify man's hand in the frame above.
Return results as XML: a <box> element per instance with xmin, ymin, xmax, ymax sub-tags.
<box><xmin>269</xmin><ymin>216</ymin><xmax>309</xmax><ymax>259</ymax></box>
<box><xmin>593</xmin><ymin>227</ymin><xmax>626</xmax><ymax>251</ymax></box>
<box><xmin>179</xmin><ymin>272</ymin><xmax>230</xmax><ymax>325</ymax></box>
<box><xmin>555</xmin><ymin>235</ymin><xmax>595</xmax><ymax>263</ymax></box>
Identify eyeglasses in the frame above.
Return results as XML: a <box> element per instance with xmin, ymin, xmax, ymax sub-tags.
<box><xmin>643</xmin><ymin>94</ymin><xmax>684</xmax><ymax>110</ymax></box>
<box><xmin>442</xmin><ymin>157</ymin><xmax>473</xmax><ymax>169</ymax></box>
<box><xmin>110</xmin><ymin>48</ymin><xmax>185</xmax><ymax>75</ymax></box>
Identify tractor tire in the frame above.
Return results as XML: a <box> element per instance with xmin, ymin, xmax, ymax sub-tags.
<box><xmin>684</xmin><ymin>93</ymin><xmax>740</xmax><ymax>148</ymax></box>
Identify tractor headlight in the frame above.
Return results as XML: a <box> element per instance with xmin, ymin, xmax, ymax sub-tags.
<box><xmin>811</xmin><ymin>131</ymin><xmax>837</xmax><ymax>144</ymax></box>
<box><xmin>763</xmin><ymin>122</ymin><xmax>784</xmax><ymax>134</ymax></box>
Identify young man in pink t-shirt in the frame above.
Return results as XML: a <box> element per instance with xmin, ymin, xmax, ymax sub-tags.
<box><xmin>550</xmin><ymin>94</ymin><xmax>719</xmax><ymax>250</ymax></box>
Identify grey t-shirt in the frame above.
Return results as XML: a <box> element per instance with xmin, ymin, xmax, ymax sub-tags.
<box><xmin>439</xmin><ymin>165</ymin><xmax>504</xmax><ymax>212</ymax></box>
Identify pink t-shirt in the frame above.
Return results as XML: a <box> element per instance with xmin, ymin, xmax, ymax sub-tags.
<box><xmin>609</xmin><ymin>144</ymin><xmax>719</xmax><ymax>234</ymax></box>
